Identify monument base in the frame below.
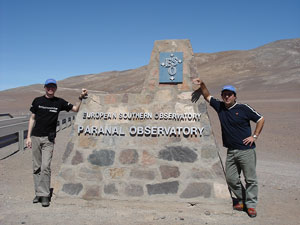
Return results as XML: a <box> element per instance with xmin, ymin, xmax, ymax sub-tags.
<box><xmin>57</xmin><ymin>39</ymin><xmax>231</xmax><ymax>203</ymax></box>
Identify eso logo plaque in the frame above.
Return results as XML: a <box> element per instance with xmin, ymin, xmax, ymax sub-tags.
<box><xmin>159</xmin><ymin>52</ymin><xmax>183</xmax><ymax>83</ymax></box>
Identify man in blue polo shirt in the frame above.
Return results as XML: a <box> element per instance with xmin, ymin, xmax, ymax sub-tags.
<box><xmin>193</xmin><ymin>78</ymin><xmax>265</xmax><ymax>218</ymax></box>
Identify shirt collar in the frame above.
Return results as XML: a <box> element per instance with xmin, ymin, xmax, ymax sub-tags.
<box><xmin>227</xmin><ymin>102</ymin><xmax>237</xmax><ymax>110</ymax></box>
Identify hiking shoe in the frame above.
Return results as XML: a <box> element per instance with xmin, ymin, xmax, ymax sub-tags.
<box><xmin>41</xmin><ymin>197</ymin><xmax>50</xmax><ymax>207</ymax></box>
<box><xmin>233</xmin><ymin>202</ymin><xmax>244</xmax><ymax>211</ymax></box>
<box><xmin>247</xmin><ymin>208</ymin><xmax>257</xmax><ymax>218</ymax></box>
<box><xmin>33</xmin><ymin>196</ymin><xmax>40</xmax><ymax>204</ymax></box>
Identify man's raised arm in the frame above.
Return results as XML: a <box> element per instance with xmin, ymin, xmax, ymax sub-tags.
<box><xmin>192</xmin><ymin>78</ymin><xmax>211</xmax><ymax>102</ymax></box>
<box><xmin>72</xmin><ymin>88</ymin><xmax>88</xmax><ymax>112</ymax></box>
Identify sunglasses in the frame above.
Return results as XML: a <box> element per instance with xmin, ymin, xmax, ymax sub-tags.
<box><xmin>45</xmin><ymin>84</ymin><xmax>57</xmax><ymax>88</ymax></box>
<box><xmin>221</xmin><ymin>92</ymin><xmax>234</xmax><ymax>97</ymax></box>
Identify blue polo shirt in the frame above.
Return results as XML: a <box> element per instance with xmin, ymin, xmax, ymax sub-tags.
<box><xmin>210</xmin><ymin>97</ymin><xmax>263</xmax><ymax>150</ymax></box>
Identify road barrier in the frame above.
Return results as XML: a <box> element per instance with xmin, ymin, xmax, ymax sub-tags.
<box><xmin>0</xmin><ymin>113</ymin><xmax>76</xmax><ymax>151</ymax></box>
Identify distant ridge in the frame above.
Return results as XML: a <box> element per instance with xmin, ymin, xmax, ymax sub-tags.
<box><xmin>1</xmin><ymin>38</ymin><xmax>299</xmax><ymax>114</ymax></box>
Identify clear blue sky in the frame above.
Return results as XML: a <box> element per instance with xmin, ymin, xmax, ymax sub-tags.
<box><xmin>0</xmin><ymin>0</ymin><xmax>299</xmax><ymax>91</ymax></box>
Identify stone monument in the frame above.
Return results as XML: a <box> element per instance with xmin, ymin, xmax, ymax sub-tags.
<box><xmin>57</xmin><ymin>40</ymin><xmax>231</xmax><ymax>203</ymax></box>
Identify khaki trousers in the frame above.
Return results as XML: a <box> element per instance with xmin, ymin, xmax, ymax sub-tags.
<box><xmin>225</xmin><ymin>148</ymin><xmax>258</xmax><ymax>209</ymax></box>
<box><xmin>31</xmin><ymin>136</ymin><xmax>54</xmax><ymax>197</ymax></box>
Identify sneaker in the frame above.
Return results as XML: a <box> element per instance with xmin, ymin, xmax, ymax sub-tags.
<box><xmin>247</xmin><ymin>208</ymin><xmax>257</xmax><ymax>218</ymax></box>
<box><xmin>33</xmin><ymin>196</ymin><xmax>40</xmax><ymax>204</ymax></box>
<box><xmin>233</xmin><ymin>202</ymin><xmax>244</xmax><ymax>211</ymax></box>
<box><xmin>41</xmin><ymin>197</ymin><xmax>50</xmax><ymax>207</ymax></box>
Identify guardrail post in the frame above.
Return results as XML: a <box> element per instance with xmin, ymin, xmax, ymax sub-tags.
<box><xmin>18</xmin><ymin>130</ymin><xmax>24</xmax><ymax>151</ymax></box>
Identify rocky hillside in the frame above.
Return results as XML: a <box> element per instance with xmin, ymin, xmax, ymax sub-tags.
<box><xmin>1</xmin><ymin>38</ymin><xmax>299</xmax><ymax>114</ymax></box>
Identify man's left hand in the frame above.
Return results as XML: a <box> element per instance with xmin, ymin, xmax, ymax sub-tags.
<box><xmin>243</xmin><ymin>136</ymin><xmax>256</xmax><ymax>146</ymax></box>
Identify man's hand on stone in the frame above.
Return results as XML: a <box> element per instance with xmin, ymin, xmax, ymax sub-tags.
<box><xmin>192</xmin><ymin>78</ymin><xmax>202</xmax><ymax>85</ymax></box>
<box><xmin>79</xmin><ymin>88</ymin><xmax>88</xmax><ymax>99</ymax></box>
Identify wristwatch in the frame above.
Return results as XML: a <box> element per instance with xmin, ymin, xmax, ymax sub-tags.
<box><xmin>253</xmin><ymin>134</ymin><xmax>258</xmax><ymax>139</ymax></box>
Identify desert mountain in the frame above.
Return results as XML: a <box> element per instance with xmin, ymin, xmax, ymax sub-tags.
<box><xmin>1</xmin><ymin>38</ymin><xmax>299</xmax><ymax>114</ymax></box>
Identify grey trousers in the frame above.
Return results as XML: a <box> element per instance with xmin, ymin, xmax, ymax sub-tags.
<box><xmin>31</xmin><ymin>136</ymin><xmax>54</xmax><ymax>197</ymax></box>
<box><xmin>225</xmin><ymin>148</ymin><xmax>258</xmax><ymax>209</ymax></box>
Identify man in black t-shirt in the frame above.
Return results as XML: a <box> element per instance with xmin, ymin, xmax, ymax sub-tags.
<box><xmin>192</xmin><ymin>78</ymin><xmax>265</xmax><ymax>218</ymax></box>
<box><xmin>26</xmin><ymin>78</ymin><xmax>88</xmax><ymax>207</ymax></box>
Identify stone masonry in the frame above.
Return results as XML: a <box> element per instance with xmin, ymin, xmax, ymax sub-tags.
<box><xmin>57</xmin><ymin>40</ymin><xmax>231</xmax><ymax>202</ymax></box>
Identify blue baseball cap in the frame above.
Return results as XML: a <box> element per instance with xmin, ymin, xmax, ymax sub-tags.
<box><xmin>44</xmin><ymin>78</ymin><xmax>57</xmax><ymax>86</ymax></box>
<box><xmin>221</xmin><ymin>85</ymin><xmax>236</xmax><ymax>94</ymax></box>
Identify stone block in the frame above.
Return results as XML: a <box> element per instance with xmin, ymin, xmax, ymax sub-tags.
<box><xmin>78</xmin><ymin>135</ymin><xmax>96</xmax><ymax>148</ymax></box>
<box><xmin>198</xmin><ymin>101</ymin><xmax>207</xmax><ymax>113</ymax></box>
<box><xmin>191</xmin><ymin>168</ymin><xmax>214</xmax><ymax>179</ymax></box>
<box><xmin>59</xmin><ymin>168</ymin><xmax>75</xmax><ymax>181</ymax></box>
<box><xmin>177</xmin><ymin>92</ymin><xmax>193</xmax><ymax>100</ymax></box>
<box><xmin>159</xmin><ymin>165</ymin><xmax>180</xmax><ymax>179</ymax></box>
<box><xmin>125</xmin><ymin>184</ymin><xmax>144</xmax><ymax>197</ymax></box>
<box><xmin>88</xmin><ymin>150</ymin><xmax>115</xmax><ymax>166</ymax></box>
<box><xmin>104</xmin><ymin>183</ymin><xmax>118</xmax><ymax>195</ymax></box>
<box><xmin>119</xmin><ymin>149</ymin><xmax>138</xmax><ymax>164</ymax></box>
<box><xmin>62</xmin><ymin>142</ymin><xmax>74</xmax><ymax>163</ymax></box>
<box><xmin>148</xmin><ymin>79</ymin><xmax>157</xmax><ymax>91</ymax></box>
<box><xmin>71</xmin><ymin>151</ymin><xmax>83</xmax><ymax>165</ymax></box>
<box><xmin>180</xmin><ymin>183</ymin><xmax>212</xmax><ymax>198</ymax></box>
<box><xmin>130</xmin><ymin>169</ymin><xmax>155</xmax><ymax>180</ymax></box>
<box><xmin>212</xmin><ymin>162</ymin><xmax>225</xmax><ymax>178</ymax></box>
<box><xmin>146</xmin><ymin>181</ymin><xmax>179</xmax><ymax>195</ymax></box>
<box><xmin>177</xmin><ymin>79</ymin><xmax>190</xmax><ymax>91</ymax></box>
<box><xmin>104</xmin><ymin>94</ymin><xmax>117</xmax><ymax>104</ymax></box>
<box><xmin>175</xmin><ymin>102</ymin><xmax>194</xmax><ymax>115</ymax></box>
<box><xmin>78</xmin><ymin>167</ymin><xmax>103</xmax><ymax>181</ymax></box>
<box><xmin>158</xmin><ymin>146</ymin><xmax>198</xmax><ymax>163</ymax></box>
<box><xmin>201</xmin><ymin>145</ymin><xmax>218</xmax><ymax>159</ymax></box>
<box><xmin>202</xmin><ymin>125</ymin><xmax>212</xmax><ymax>136</ymax></box>
<box><xmin>62</xmin><ymin>183</ymin><xmax>83</xmax><ymax>195</ymax></box>
<box><xmin>122</xmin><ymin>93</ymin><xmax>128</xmax><ymax>103</ymax></box>
<box><xmin>137</xmin><ymin>94</ymin><xmax>153</xmax><ymax>104</ymax></box>
<box><xmin>141</xmin><ymin>151</ymin><xmax>156</xmax><ymax>166</ymax></box>
<box><xmin>83</xmin><ymin>185</ymin><xmax>101</xmax><ymax>200</ymax></box>
<box><xmin>167</xmin><ymin>136</ymin><xmax>181</xmax><ymax>143</ymax></box>
<box><xmin>154</xmin><ymin>89</ymin><xmax>173</xmax><ymax>103</ymax></box>
<box><xmin>106</xmin><ymin>168</ymin><xmax>126</xmax><ymax>179</ymax></box>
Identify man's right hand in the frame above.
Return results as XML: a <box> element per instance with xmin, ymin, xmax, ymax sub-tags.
<box><xmin>192</xmin><ymin>78</ymin><xmax>202</xmax><ymax>85</ymax></box>
<box><xmin>26</xmin><ymin>138</ymin><xmax>32</xmax><ymax>149</ymax></box>
<box><xmin>192</xmin><ymin>78</ymin><xmax>211</xmax><ymax>103</ymax></box>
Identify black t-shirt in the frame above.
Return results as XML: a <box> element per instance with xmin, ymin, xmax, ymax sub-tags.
<box><xmin>30</xmin><ymin>96</ymin><xmax>73</xmax><ymax>136</ymax></box>
<box><xmin>210</xmin><ymin>97</ymin><xmax>263</xmax><ymax>150</ymax></box>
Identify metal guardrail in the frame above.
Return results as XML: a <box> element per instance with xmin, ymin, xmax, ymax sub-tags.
<box><xmin>0</xmin><ymin>113</ymin><xmax>13</xmax><ymax>119</ymax></box>
<box><xmin>0</xmin><ymin>113</ymin><xmax>76</xmax><ymax>151</ymax></box>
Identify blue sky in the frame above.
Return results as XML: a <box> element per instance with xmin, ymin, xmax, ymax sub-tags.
<box><xmin>0</xmin><ymin>0</ymin><xmax>299</xmax><ymax>91</ymax></box>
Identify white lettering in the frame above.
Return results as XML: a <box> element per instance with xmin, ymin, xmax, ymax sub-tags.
<box><xmin>145</xmin><ymin>126</ymin><xmax>151</xmax><ymax>135</ymax></box>
<box><xmin>78</xmin><ymin>126</ymin><xmax>84</xmax><ymax>134</ymax></box>
<box><xmin>129</xmin><ymin>126</ymin><xmax>137</xmax><ymax>135</ymax></box>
